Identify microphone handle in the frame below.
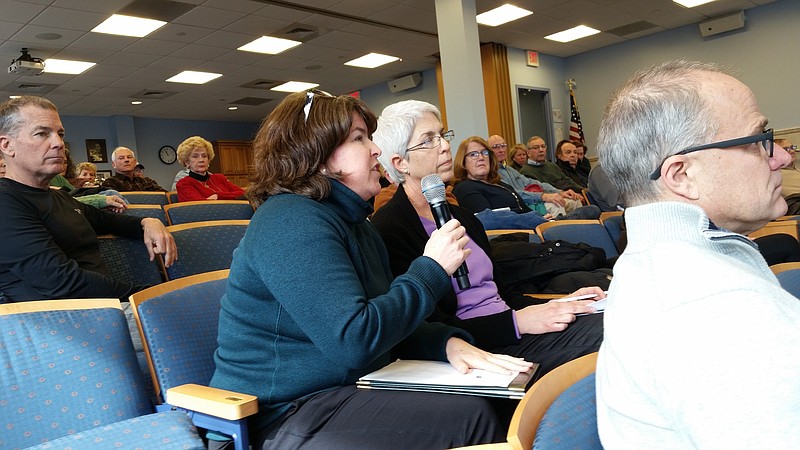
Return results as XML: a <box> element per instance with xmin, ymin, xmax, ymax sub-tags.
<box><xmin>428</xmin><ymin>200</ymin><xmax>471</xmax><ymax>289</ymax></box>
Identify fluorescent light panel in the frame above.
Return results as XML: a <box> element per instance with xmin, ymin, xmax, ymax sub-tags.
<box><xmin>345</xmin><ymin>53</ymin><xmax>400</xmax><ymax>69</ymax></box>
<box><xmin>271</xmin><ymin>81</ymin><xmax>319</xmax><ymax>92</ymax></box>
<box><xmin>545</xmin><ymin>25</ymin><xmax>601</xmax><ymax>43</ymax></box>
<box><xmin>91</xmin><ymin>14</ymin><xmax>166</xmax><ymax>38</ymax></box>
<box><xmin>166</xmin><ymin>70</ymin><xmax>222</xmax><ymax>84</ymax></box>
<box><xmin>673</xmin><ymin>0</ymin><xmax>716</xmax><ymax>7</ymax></box>
<box><xmin>44</xmin><ymin>59</ymin><xmax>96</xmax><ymax>74</ymax></box>
<box><xmin>476</xmin><ymin>4</ymin><xmax>532</xmax><ymax>27</ymax></box>
<box><xmin>238</xmin><ymin>36</ymin><xmax>301</xmax><ymax>54</ymax></box>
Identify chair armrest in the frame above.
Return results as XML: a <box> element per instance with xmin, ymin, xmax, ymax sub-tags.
<box><xmin>524</xmin><ymin>293</ymin><xmax>564</xmax><ymax>301</ymax></box>
<box><xmin>166</xmin><ymin>384</ymin><xmax>258</xmax><ymax>421</ymax></box>
<box><xmin>450</xmin><ymin>443</ymin><xmax>513</xmax><ymax>449</ymax></box>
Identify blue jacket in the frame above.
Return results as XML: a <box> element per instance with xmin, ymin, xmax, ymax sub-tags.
<box><xmin>210</xmin><ymin>180</ymin><xmax>471</xmax><ymax>432</ymax></box>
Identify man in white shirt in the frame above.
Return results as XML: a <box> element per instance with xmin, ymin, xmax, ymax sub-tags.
<box><xmin>595</xmin><ymin>60</ymin><xmax>800</xmax><ymax>449</ymax></box>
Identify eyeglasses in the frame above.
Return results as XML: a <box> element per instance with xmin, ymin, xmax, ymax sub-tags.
<box><xmin>407</xmin><ymin>130</ymin><xmax>455</xmax><ymax>152</ymax></box>
<box><xmin>786</xmin><ymin>145</ymin><xmax>798</xmax><ymax>152</ymax></box>
<box><xmin>490</xmin><ymin>143</ymin><xmax>507</xmax><ymax>149</ymax></box>
<box><xmin>649</xmin><ymin>128</ymin><xmax>774</xmax><ymax>180</ymax></box>
<box><xmin>528</xmin><ymin>144</ymin><xmax>547</xmax><ymax>150</ymax></box>
<box><xmin>303</xmin><ymin>89</ymin><xmax>334</xmax><ymax>123</ymax></box>
<box><xmin>466</xmin><ymin>149</ymin><xmax>490</xmax><ymax>159</ymax></box>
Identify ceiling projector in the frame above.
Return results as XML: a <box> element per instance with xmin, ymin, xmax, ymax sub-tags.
<box><xmin>8</xmin><ymin>48</ymin><xmax>44</xmax><ymax>76</ymax></box>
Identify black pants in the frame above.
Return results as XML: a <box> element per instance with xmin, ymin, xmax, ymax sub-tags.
<box><xmin>241</xmin><ymin>385</ymin><xmax>502</xmax><ymax>450</ymax></box>
<box><xmin>754</xmin><ymin>233</ymin><xmax>800</xmax><ymax>266</ymax></box>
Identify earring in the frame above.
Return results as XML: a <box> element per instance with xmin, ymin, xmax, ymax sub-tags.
<box><xmin>320</xmin><ymin>167</ymin><xmax>328</xmax><ymax>175</ymax></box>
<box><xmin>403</xmin><ymin>168</ymin><xmax>410</xmax><ymax>175</ymax></box>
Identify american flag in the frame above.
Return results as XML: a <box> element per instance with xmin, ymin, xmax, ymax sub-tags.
<box><xmin>569</xmin><ymin>88</ymin><xmax>585</xmax><ymax>144</ymax></box>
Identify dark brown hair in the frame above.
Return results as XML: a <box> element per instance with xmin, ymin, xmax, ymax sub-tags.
<box><xmin>247</xmin><ymin>91</ymin><xmax>377</xmax><ymax>206</ymax></box>
<box><xmin>453</xmin><ymin>136</ymin><xmax>500</xmax><ymax>185</ymax></box>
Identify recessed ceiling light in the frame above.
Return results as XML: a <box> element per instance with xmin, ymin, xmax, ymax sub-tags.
<box><xmin>545</xmin><ymin>25</ymin><xmax>601</xmax><ymax>43</ymax></box>
<box><xmin>271</xmin><ymin>81</ymin><xmax>319</xmax><ymax>92</ymax></box>
<box><xmin>44</xmin><ymin>59</ymin><xmax>96</xmax><ymax>75</ymax></box>
<box><xmin>131</xmin><ymin>101</ymin><xmax>143</xmax><ymax>105</ymax></box>
<box><xmin>345</xmin><ymin>53</ymin><xmax>400</xmax><ymax>69</ymax></box>
<box><xmin>238</xmin><ymin>36</ymin><xmax>301</xmax><ymax>55</ymax></box>
<box><xmin>166</xmin><ymin>70</ymin><xmax>222</xmax><ymax>84</ymax></box>
<box><xmin>228</xmin><ymin>106</ymin><xmax>238</xmax><ymax>110</ymax></box>
<box><xmin>91</xmin><ymin>14</ymin><xmax>167</xmax><ymax>38</ymax></box>
<box><xmin>673</xmin><ymin>0</ymin><xmax>716</xmax><ymax>6</ymax></box>
<box><xmin>476</xmin><ymin>4</ymin><xmax>533</xmax><ymax>27</ymax></box>
<box><xmin>9</xmin><ymin>95</ymin><xmax>21</xmax><ymax>99</ymax></box>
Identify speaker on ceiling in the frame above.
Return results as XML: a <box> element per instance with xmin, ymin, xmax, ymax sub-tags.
<box><xmin>388</xmin><ymin>73</ymin><xmax>422</xmax><ymax>93</ymax></box>
<box><xmin>699</xmin><ymin>10</ymin><xmax>745</xmax><ymax>38</ymax></box>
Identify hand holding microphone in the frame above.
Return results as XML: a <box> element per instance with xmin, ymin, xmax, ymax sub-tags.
<box><xmin>421</xmin><ymin>174</ymin><xmax>471</xmax><ymax>289</ymax></box>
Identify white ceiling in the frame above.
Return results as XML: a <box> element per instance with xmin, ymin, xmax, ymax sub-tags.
<box><xmin>1</xmin><ymin>0</ymin><xmax>776</xmax><ymax>122</ymax></box>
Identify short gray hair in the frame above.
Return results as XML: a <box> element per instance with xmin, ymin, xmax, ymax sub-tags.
<box><xmin>597</xmin><ymin>60</ymin><xmax>725</xmax><ymax>205</ymax></box>
<box><xmin>111</xmin><ymin>146</ymin><xmax>135</xmax><ymax>161</ymax></box>
<box><xmin>373</xmin><ymin>100</ymin><xmax>441</xmax><ymax>184</ymax></box>
<box><xmin>0</xmin><ymin>96</ymin><xmax>57</xmax><ymax>137</ymax></box>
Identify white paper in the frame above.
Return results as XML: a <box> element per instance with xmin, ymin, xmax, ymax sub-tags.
<box><xmin>359</xmin><ymin>360</ymin><xmax>519</xmax><ymax>388</ymax></box>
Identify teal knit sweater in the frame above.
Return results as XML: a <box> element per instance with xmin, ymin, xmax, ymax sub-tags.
<box><xmin>210</xmin><ymin>180</ymin><xmax>471</xmax><ymax>433</ymax></box>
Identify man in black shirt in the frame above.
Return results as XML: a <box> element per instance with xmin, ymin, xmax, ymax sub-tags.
<box><xmin>0</xmin><ymin>96</ymin><xmax>177</xmax><ymax>302</ymax></box>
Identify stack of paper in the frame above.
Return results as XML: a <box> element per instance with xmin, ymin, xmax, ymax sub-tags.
<box><xmin>357</xmin><ymin>360</ymin><xmax>537</xmax><ymax>399</ymax></box>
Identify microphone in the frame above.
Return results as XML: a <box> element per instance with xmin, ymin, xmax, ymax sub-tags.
<box><xmin>420</xmin><ymin>174</ymin><xmax>470</xmax><ymax>290</ymax></box>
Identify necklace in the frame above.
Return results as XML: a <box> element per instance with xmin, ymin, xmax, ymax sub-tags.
<box><xmin>406</xmin><ymin>185</ymin><xmax>433</xmax><ymax>220</ymax></box>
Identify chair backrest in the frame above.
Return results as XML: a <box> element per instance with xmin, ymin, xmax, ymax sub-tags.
<box><xmin>486</xmin><ymin>229</ymin><xmax>542</xmax><ymax>243</ymax></box>
<box><xmin>98</xmin><ymin>234</ymin><xmax>166</xmax><ymax>286</ymax></box>
<box><xmin>773</xmin><ymin>264</ymin><xmax>800</xmax><ymax>299</ymax></box>
<box><xmin>749</xmin><ymin>220</ymin><xmax>800</xmax><ymax>241</ymax></box>
<box><xmin>600</xmin><ymin>214</ymin><xmax>625</xmax><ymax>253</ymax></box>
<box><xmin>129</xmin><ymin>270</ymin><xmax>230</xmax><ymax>402</ymax></box>
<box><xmin>124</xmin><ymin>204</ymin><xmax>168</xmax><ymax>225</ymax></box>
<box><xmin>0</xmin><ymin>299</ymin><xmax>154</xmax><ymax>448</ymax></box>
<box><xmin>536</xmin><ymin>220</ymin><xmax>619</xmax><ymax>259</ymax></box>
<box><xmin>582</xmin><ymin>188</ymin><xmax>595</xmax><ymax>205</ymax></box>
<box><xmin>167</xmin><ymin>190</ymin><xmax>179</xmax><ymax>204</ymax></box>
<box><xmin>163</xmin><ymin>220</ymin><xmax>248</xmax><ymax>280</ymax></box>
<box><xmin>164</xmin><ymin>200</ymin><xmax>254</xmax><ymax>225</ymax></box>
<box><xmin>507</xmin><ymin>352</ymin><xmax>599</xmax><ymax>450</ymax></box>
<box><xmin>120</xmin><ymin>191</ymin><xmax>169</xmax><ymax>206</ymax></box>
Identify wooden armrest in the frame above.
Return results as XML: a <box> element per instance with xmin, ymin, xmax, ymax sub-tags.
<box><xmin>166</xmin><ymin>383</ymin><xmax>258</xmax><ymax>421</ymax></box>
<box><xmin>524</xmin><ymin>293</ymin><xmax>565</xmax><ymax>300</ymax></box>
<box><xmin>450</xmin><ymin>443</ymin><xmax>513</xmax><ymax>449</ymax></box>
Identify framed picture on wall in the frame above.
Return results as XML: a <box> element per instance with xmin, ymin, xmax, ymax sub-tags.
<box><xmin>86</xmin><ymin>139</ymin><xmax>108</xmax><ymax>163</ymax></box>
<box><xmin>96</xmin><ymin>170</ymin><xmax>113</xmax><ymax>182</ymax></box>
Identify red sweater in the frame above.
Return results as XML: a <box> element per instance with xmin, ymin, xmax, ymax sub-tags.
<box><xmin>176</xmin><ymin>173</ymin><xmax>245</xmax><ymax>202</ymax></box>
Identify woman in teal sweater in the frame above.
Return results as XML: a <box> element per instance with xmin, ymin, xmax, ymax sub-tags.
<box><xmin>209</xmin><ymin>91</ymin><xmax>531</xmax><ymax>449</ymax></box>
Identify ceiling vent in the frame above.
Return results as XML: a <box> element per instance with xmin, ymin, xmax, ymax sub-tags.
<box><xmin>119</xmin><ymin>0</ymin><xmax>196</xmax><ymax>22</ymax></box>
<box><xmin>2</xmin><ymin>81</ymin><xmax>57</xmax><ymax>94</ymax></box>
<box><xmin>240</xmin><ymin>79</ymin><xmax>281</xmax><ymax>90</ymax></box>
<box><xmin>273</xmin><ymin>23</ymin><xmax>320</xmax><ymax>42</ymax></box>
<box><xmin>230</xmin><ymin>97</ymin><xmax>273</xmax><ymax>106</ymax></box>
<box><xmin>131</xmin><ymin>89</ymin><xmax>177</xmax><ymax>99</ymax></box>
<box><xmin>606</xmin><ymin>21</ymin><xmax>658</xmax><ymax>38</ymax></box>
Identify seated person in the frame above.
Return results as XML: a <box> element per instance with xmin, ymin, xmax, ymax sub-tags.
<box><xmin>171</xmin><ymin>168</ymin><xmax>189</xmax><ymax>191</ymax></box>
<box><xmin>0</xmin><ymin>153</ymin><xmax>6</xmax><ymax>178</ymax></box>
<box><xmin>779</xmin><ymin>138</ymin><xmax>800</xmax><ymax>198</ymax></box>
<box><xmin>209</xmin><ymin>90</ymin><xmax>531</xmax><ymax>449</ymax></box>
<box><xmin>76</xmin><ymin>161</ymin><xmax>100</xmax><ymax>186</ymax></box>
<box><xmin>372</xmin><ymin>99</ymin><xmax>606</xmax><ymax>378</ymax></box>
<box><xmin>574</xmin><ymin>140</ymin><xmax>591</xmax><ymax>178</ymax></box>
<box><xmin>49</xmin><ymin>171</ymin><xmax>127</xmax><ymax>213</ymax></box>
<box><xmin>588</xmin><ymin>164</ymin><xmax>624</xmax><ymax>212</ymax></box>
<box><xmin>509</xmin><ymin>143</ymin><xmax>528</xmax><ymax>170</ymax></box>
<box><xmin>520</xmin><ymin>136</ymin><xmax>585</xmax><ymax>192</ymax></box>
<box><xmin>488</xmin><ymin>134</ymin><xmax>592</xmax><ymax>218</ymax></box>
<box><xmin>102</xmin><ymin>146</ymin><xmax>167</xmax><ymax>192</ymax></box>
<box><xmin>175</xmin><ymin>136</ymin><xmax>245</xmax><ymax>202</ymax></box>
<box><xmin>0</xmin><ymin>96</ymin><xmax>176</xmax><ymax>303</ymax></box>
<box><xmin>555</xmin><ymin>140</ymin><xmax>588</xmax><ymax>188</ymax></box>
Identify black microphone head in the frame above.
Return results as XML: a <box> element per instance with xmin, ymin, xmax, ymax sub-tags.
<box><xmin>421</xmin><ymin>174</ymin><xmax>446</xmax><ymax>204</ymax></box>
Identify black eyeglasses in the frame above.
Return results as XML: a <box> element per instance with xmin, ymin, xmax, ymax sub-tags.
<box><xmin>303</xmin><ymin>89</ymin><xmax>334</xmax><ymax>123</ymax></box>
<box><xmin>407</xmin><ymin>130</ymin><xmax>455</xmax><ymax>152</ymax></box>
<box><xmin>466</xmin><ymin>149</ymin><xmax>490</xmax><ymax>159</ymax></box>
<box><xmin>649</xmin><ymin>128</ymin><xmax>774</xmax><ymax>180</ymax></box>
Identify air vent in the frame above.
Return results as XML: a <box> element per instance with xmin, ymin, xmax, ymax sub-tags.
<box><xmin>606</xmin><ymin>21</ymin><xmax>658</xmax><ymax>38</ymax></box>
<box><xmin>273</xmin><ymin>23</ymin><xmax>319</xmax><ymax>42</ymax></box>
<box><xmin>230</xmin><ymin>97</ymin><xmax>272</xmax><ymax>106</ymax></box>
<box><xmin>131</xmin><ymin>89</ymin><xmax>177</xmax><ymax>99</ymax></box>
<box><xmin>119</xmin><ymin>0</ymin><xmax>196</xmax><ymax>22</ymax></box>
<box><xmin>240</xmin><ymin>79</ymin><xmax>281</xmax><ymax>90</ymax></box>
<box><xmin>2</xmin><ymin>81</ymin><xmax>57</xmax><ymax>94</ymax></box>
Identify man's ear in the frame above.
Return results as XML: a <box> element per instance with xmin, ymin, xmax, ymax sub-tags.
<box><xmin>661</xmin><ymin>155</ymin><xmax>700</xmax><ymax>200</ymax></box>
<box><xmin>0</xmin><ymin>134</ymin><xmax>13</xmax><ymax>158</ymax></box>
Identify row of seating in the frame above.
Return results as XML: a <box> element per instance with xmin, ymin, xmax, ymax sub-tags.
<box><xmin>99</xmin><ymin>219</ymin><xmax>249</xmax><ymax>283</ymax></box>
<box><xmin>122</xmin><ymin>199</ymin><xmax>254</xmax><ymax>226</ymax></box>
<box><xmin>120</xmin><ymin>190</ymin><xmax>179</xmax><ymax>205</ymax></box>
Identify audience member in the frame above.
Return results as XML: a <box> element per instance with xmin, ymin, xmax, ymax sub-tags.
<box><xmin>778</xmin><ymin>138</ymin><xmax>800</xmax><ymax>200</ymax></box>
<box><xmin>133</xmin><ymin>163</ymin><xmax>145</xmax><ymax>177</ymax></box>
<box><xmin>588</xmin><ymin>164</ymin><xmax>624</xmax><ymax>211</ymax></box>
<box><xmin>595</xmin><ymin>60</ymin><xmax>800</xmax><ymax>448</ymax></box>
<box><xmin>0</xmin><ymin>153</ymin><xmax>6</xmax><ymax>177</ymax></box>
<box><xmin>0</xmin><ymin>96</ymin><xmax>176</xmax><ymax>303</ymax></box>
<box><xmin>175</xmin><ymin>136</ymin><xmax>245</xmax><ymax>202</ymax></box>
<box><xmin>75</xmin><ymin>161</ymin><xmax>99</xmax><ymax>186</ymax></box>
<box><xmin>49</xmin><ymin>171</ymin><xmax>127</xmax><ymax>213</ymax></box>
<box><xmin>574</xmin><ymin>140</ymin><xmax>591</xmax><ymax>178</ymax></box>
<box><xmin>555</xmin><ymin>140</ymin><xmax>588</xmax><ymax>188</ymax></box>
<box><xmin>102</xmin><ymin>146</ymin><xmax>166</xmax><ymax>191</ymax></box>
<box><xmin>520</xmin><ymin>136</ymin><xmax>585</xmax><ymax>192</ymax></box>
<box><xmin>371</xmin><ymin>99</ymin><xmax>605</xmax><ymax>380</ymax></box>
<box><xmin>171</xmin><ymin>168</ymin><xmax>189</xmax><ymax>191</ymax></box>
<box><xmin>509</xmin><ymin>143</ymin><xmax>528</xmax><ymax>169</ymax></box>
<box><xmin>488</xmin><ymin>134</ymin><xmax>586</xmax><ymax>217</ymax></box>
<box><xmin>209</xmin><ymin>91</ymin><xmax>531</xmax><ymax>450</ymax></box>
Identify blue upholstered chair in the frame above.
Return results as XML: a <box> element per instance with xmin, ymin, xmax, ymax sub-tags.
<box><xmin>600</xmin><ymin>213</ymin><xmax>625</xmax><ymax>253</ymax></box>
<box><xmin>97</xmin><ymin>234</ymin><xmax>166</xmax><ymax>287</ymax></box>
<box><xmin>167</xmin><ymin>190</ymin><xmax>179</xmax><ymax>204</ymax></box>
<box><xmin>771</xmin><ymin>262</ymin><xmax>800</xmax><ymax>299</ymax></box>
<box><xmin>486</xmin><ymin>229</ymin><xmax>542</xmax><ymax>244</ymax></box>
<box><xmin>120</xmin><ymin>191</ymin><xmax>169</xmax><ymax>206</ymax></box>
<box><xmin>163</xmin><ymin>220</ymin><xmax>249</xmax><ymax>281</ymax></box>
<box><xmin>164</xmin><ymin>200</ymin><xmax>254</xmax><ymax>225</ymax></box>
<box><xmin>124</xmin><ymin>204</ymin><xmax>168</xmax><ymax>225</ymax></box>
<box><xmin>0</xmin><ymin>299</ymin><xmax>205</xmax><ymax>449</ymax></box>
<box><xmin>130</xmin><ymin>270</ymin><xmax>256</xmax><ymax>450</ymax></box>
<box><xmin>536</xmin><ymin>219</ymin><xmax>619</xmax><ymax>260</ymax></box>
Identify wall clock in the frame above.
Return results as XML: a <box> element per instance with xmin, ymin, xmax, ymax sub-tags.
<box><xmin>159</xmin><ymin>145</ymin><xmax>177</xmax><ymax>164</ymax></box>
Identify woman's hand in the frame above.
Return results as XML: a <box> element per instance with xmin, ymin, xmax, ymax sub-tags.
<box><xmin>423</xmin><ymin>218</ymin><xmax>471</xmax><ymax>276</ymax></box>
<box><xmin>516</xmin><ymin>300</ymin><xmax>597</xmax><ymax>334</ymax></box>
<box><xmin>446</xmin><ymin>337</ymin><xmax>534</xmax><ymax>375</ymax></box>
<box><xmin>542</xmin><ymin>192</ymin><xmax>565</xmax><ymax>206</ymax></box>
<box><xmin>104</xmin><ymin>195</ymin><xmax>127</xmax><ymax>214</ymax></box>
<box><xmin>207</xmin><ymin>194</ymin><xmax>219</xmax><ymax>200</ymax></box>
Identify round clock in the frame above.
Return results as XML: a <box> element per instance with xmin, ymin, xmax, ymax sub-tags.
<box><xmin>159</xmin><ymin>145</ymin><xmax>177</xmax><ymax>164</ymax></box>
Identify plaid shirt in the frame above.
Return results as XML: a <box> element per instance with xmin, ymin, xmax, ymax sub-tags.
<box><xmin>101</xmin><ymin>173</ymin><xmax>166</xmax><ymax>192</ymax></box>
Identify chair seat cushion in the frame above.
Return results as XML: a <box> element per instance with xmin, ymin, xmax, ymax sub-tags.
<box><xmin>532</xmin><ymin>373</ymin><xmax>601</xmax><ymax>450</ymax></box>
<box><xmin>26</xmin><ymin>411</ymin><xmax>204</xmax><ymax>450</ymax></box>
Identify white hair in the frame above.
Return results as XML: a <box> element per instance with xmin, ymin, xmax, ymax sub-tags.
<box><xmin>373</xmin><ymin>100</ymin><xmax>441</xmax><ymax>184</ymax></box>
